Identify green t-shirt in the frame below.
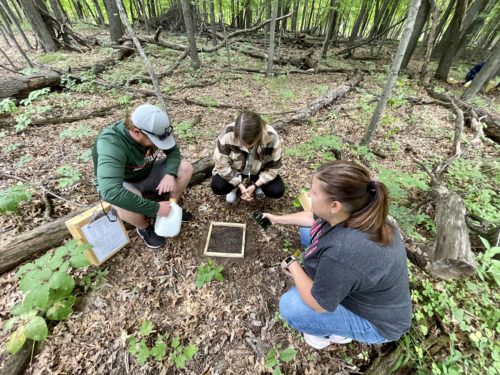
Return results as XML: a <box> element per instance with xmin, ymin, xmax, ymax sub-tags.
<box><xmin>92</xmin><ymin>120</ymin><xmax>181</xmax><ymax>217</ymax></box>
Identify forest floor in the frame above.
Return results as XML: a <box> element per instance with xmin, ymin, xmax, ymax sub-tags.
<box><xmin>0</xmin><ymin>25</ymin><xmax>499</xmax><ymax>374</ymax></box>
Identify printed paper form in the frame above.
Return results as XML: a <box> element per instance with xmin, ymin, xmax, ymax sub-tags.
<box><xmin>81</xmin><ymin>213</ymin><xmax>128</xmax><ymax>262</ymax></box>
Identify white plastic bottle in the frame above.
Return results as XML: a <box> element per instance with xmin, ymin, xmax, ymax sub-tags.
<box><xmin>154</xmin><ymin>198</ymin><xmax>182</xmax><ymax>237</ymax></box>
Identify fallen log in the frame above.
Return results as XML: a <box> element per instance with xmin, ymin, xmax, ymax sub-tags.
<box><xmin>0</xmin><ymin>105</ymin><xmax>119</xmax><ymax>129</ymax></box>
<box><xmin>425</xmin><ymin>87</ymin><xmax>500</xmax><ymax>143</ymax></box>
<box><xmin>271</xmin><ymin>72</ymin><xmax>363</xmax><ymax>131</ymax></box>
<box><xmin>0</xmin><ymin>75</ymin><xmax>363</xmax><ymax>275</ymax></box>
<box><xmin>412</xmin><ymin>101</ymin><xmax>476</xmax><ymax>280</ymax></box>
<box><xmin>0</xmin><ymin>42</ymin><xmax>135</xmax><ymax>101</ymax></box>
<box><xmin>0</xmin><ymin>157</ymin><xmax>214</xmax><ymax>274</ymax></box>
<box><xmin>0</xmin><ymin>340</ymin><xmax>38</xmax><ymax>375</ymax></box>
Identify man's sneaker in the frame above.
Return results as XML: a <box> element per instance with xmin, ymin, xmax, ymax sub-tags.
<box><xmin>255</xmin><ymin>187</ymin><xmax>265</xmax><ymax>199</ymax></box>
<box><xmin>226</xmin><ymin>188</ymin><xmax>238</xmax><ymax>204</ymax></box>
<box><xmin>303</xmin><ymin>333</ymin><xmax>352</xmax><ymax>349</ymax></box>
<box><xmin>182</xmin><ymin>210</ymin><xmax>194</xmax><ymax>222</ymax></box>
<box><xmin>136</xmin><ymin>225</ymin><xmax>166</xmax><ymax>249</ymax></box>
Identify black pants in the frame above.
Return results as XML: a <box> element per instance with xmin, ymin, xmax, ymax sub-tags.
<box><xmin>211</xmin><ymin>174</ymin><xmax>285</xmax><ymax>198</ymax></box>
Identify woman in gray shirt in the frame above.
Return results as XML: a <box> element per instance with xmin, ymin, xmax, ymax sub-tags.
<box><xmin>264</xmin><ymin>160</ymin><xmax>412</xmax><ymax>349</ymax></box>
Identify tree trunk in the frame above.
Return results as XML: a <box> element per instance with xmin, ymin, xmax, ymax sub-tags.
<box><xmin>180</xmin><ymin>0</ymin><xmax>201</xmax><ymax>69</ymax></box>
<box><xmin>320</xmin><ymin>0</ymin><xmax>336</xmax><ymax>58</ymax></box>
<box><xmin>361</xmin><ymin>0</ymin><xmax>422</xmax><ymax>146</ymax></box>
<box><xmin>0</xmin><ymin>157</ymin><xmax>215</xmax><ymax>275</ymax></box>
<box><xmin>92</xmin><ymin>0</ymin><xmax>106</xmax><ymax>26</ymax></box>
<box><xmin>400</xmin><ymin>0</ymin><xmax>430</xmax><ymax>70</ymax></box>
<box><xmin>349</xmin><ymin>0</ymin><xmax>368</xmax><ymax>41</ymax></box>
<box><xmin>49</xmin><ymin>0</ymin><xmax>68</xmax><ymax>24</ymax></box>
<box><xmin>431</xmin><ymin>0</ymin><xmax>455</xmax><ymax>59</ymax></box>
<box><xmin>291</xmin><ymin>0</ymin><xmax>298</xmax><ymax>34</ymax></box>
<box><xmin>0</xmin><ymin>12</ymin><xmax>33</xmax><ymax>67</ymax></box>
<box><xmin>209</xmin><ymin>0</ymin><xmax>217</xmax><ymax>46</ymax></box>
<box><xmin>420</xmin><ymin>0</ymin><xmax>438</xmax><ymax>83</ymax></box>
<box><xmin>0</xmin><ymin>0</ymin><xmax>33</xmax><ymax>49</ymax></box>
<box><xmin>0</xmin><ymin>46</ymin><xmax>17</xmax><ymax>69</ymax></box>
<box><xmin>266</xmin><ymin>0</ymin><xmax>279</xmax><ymax>76</ymax></box>
<box><xmin>73</xmin><ymin>0</ymin><xmax>85</xmax><ymax>19</ymax></box>
<box><xmin>455</xmin><ymin>0</ymin><xmax>493</xmax><ymax>59</ymax></box>
<box><xmin>18</xmin><ymin>0</ymin><xmax>59</xmax><ymax>52</ymax></box>
<box><xmin>462</xmin><ymin>38</ymin><xmax>500</xmax><ymax>100</ymax></box>
<box><xmin>300</xmin><ymin>0</ymin><xmax>308</xmax><ymax>32</ymax></box>
<box><xmin>434</xmin><ymin>0</ymin><xmax>466</xmax><ymax>81</ymax></box>
<box><xmin>429</xmin><ymin>187</ymin><xmax>476</xmax><ymax>279</ymax></box>
<box><xmin>0</xmin><ymin>24</ymin><xmax>11</xmax><ymax>47</ymax></box>
<box><xmin>103</xmin><ymin>0</ymin><xmax>124</xmax><ymax>44</ymax></box>
<box><xmin>244</xmin><ymin>0</ymin><xmax>252</xmax><ymax>28</ymax></box>
<box><xmin>306</xmin><ymin>0</ymin><xmax>315</xmax><ymax>32</ymax></box>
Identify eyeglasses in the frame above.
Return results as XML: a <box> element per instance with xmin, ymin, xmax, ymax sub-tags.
<box><xmin>141</xmin><ymin>126</ymin><xmax>173</xmax><ymax>141</ymax></box>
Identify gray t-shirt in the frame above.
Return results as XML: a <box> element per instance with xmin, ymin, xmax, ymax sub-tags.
<box><xmin>303</xmin><ymin>219</ymin><xmax>412</xmax><ymax>341</ymax></box>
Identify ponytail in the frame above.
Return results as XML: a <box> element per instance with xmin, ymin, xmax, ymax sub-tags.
<box><xmin>316</xmin><ymin>161</ymin><xmax>393</xmax><ymax>245</ymax></box>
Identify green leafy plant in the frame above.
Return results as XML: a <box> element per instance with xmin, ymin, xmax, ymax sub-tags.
<box><xmin>196</xmin><ymin>96</ymin><xmax>219</xmax><ymax>107</ymax></box>
<box><xmin>0</xmin><ymin>98</ymin><xmax>16</xmax><ymax>114</ymax></box>
<box><xmin>286</xmin><ymin>135</ymin><xmax>342</xmax><ymax>165</ymax></box>
<box><xmin>59</xmin><ymin>125</ymin><xmax>95</xmax><ymax>140</ymax></box>
<box><xmin>378</xmin><ymin>168</ymin><xmax>434</xmax><ymax>241</ymax></box>
<box><xmin>56</xmin><ymin>165</ymin><xmax>81</xmax><ymax>188</ymax></box>
<box><xmin>4</xmin><ymin>143</ymin><xmax>21</xmax><ymax>154</ymax></box>
<box><xmin>0</xmin><ymin>185</ymin><xmax>32</xmax><ymax>214</ymax></box>
<box><xmin>397</xmin><ymin>241</ymin><xmax>500</xmax><ymax>374</ymax></box>
<box><xmin>79</xmin><ymin>269</ymin><xmax>108</xmax><ymax>292</ymax></box>
<box><xmin>446</xmin><ymin>159</ymin><xmax>499</xmax><ymax>224</ymax></box>
<box><xmin>117</xmin><ymin>95</ymin><xmax>132</xmax><ymax>105</ymax></box>
<box><xmin>16</xmin><ymin>154</ymin><xmax>33</xmax><ymax>169</ymax></box>
<box><xmin>195</xmin><ymin>260</ymin><xmax>224</xmax><ymax>288</ymax></box>
<box><xmin>175</xmin><ymin>120</ymin><xmax>203</xmax><ymax>141</ymax></box>
<box><xmin>78</xmin><ymin>149</ymin><xmax>92</xmax><ymax>162</ymax></box>
<box><xmin>265</xmin><ymin>344</ymin><xmax>297</xmax><ymax>375</ymax></box>
<box><xmin>13</xmin><ymin>88</ymin><xmax>52</xmax><ymax>132</ymax></box>
<box><xmin>127</xmin><ymin>321</ymin><xmax>198</xmax><ymax>368</ymax></box>
<box><xmin>170</xmin><ymin>336</ymin><xmax>198</xmax><ymax>369</ymax></box>
<box><xmin>3</xmin><ymin>240</ymin><xmax>91</xmax><ymax>353</ymax></box>
<box><xmin>20</xmin><ymin>88</ymin><xmax>50</xmax><ymax>107</ymax></box>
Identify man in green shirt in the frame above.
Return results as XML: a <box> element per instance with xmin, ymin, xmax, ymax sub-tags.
<box><xmin>92</xmin><ymin>104</ymin><xmax>193</xmax><ymax>248</ymax></box>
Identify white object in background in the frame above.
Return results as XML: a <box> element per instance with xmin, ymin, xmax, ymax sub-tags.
<box><xmin>155</xmin><ymin>198</ymin><xmax>182</xmax><ymax>237</ymax></box>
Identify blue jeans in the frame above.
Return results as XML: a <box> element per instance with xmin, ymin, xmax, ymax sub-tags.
<box><xmin>283</xmin><ymin>227</ymin><xmax>388</xmax><ymax>344</ymax></box>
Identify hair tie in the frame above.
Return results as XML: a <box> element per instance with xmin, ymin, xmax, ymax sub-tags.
<box><xmin>367</xmin><ymin>181</ymin><xmax>377</xmax><ymax>194</ymax></box>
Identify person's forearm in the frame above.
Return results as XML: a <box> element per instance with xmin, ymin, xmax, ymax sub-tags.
<box><xmin>274</xmin><ymin>211</ymin><xmax>314</xmax><ymax>226</ymax></box>
<box><xmin>288</xmin><ymin>262</ymin><xmax>325</xmax><ymax>312</ymax></box>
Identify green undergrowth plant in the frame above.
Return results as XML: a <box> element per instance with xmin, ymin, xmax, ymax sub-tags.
<box><xmin>12</xmin><ymin>88</ymin><xmax>52</xmax><ymax>132</ymax></box>
<box><xmin>56</xmin><ymin>165</ymin><xmax>81</xmax><ymax>188</ymax></box>
<box><xmin>265</xmin><ymin>344</ymin><xmax>298</xmax><ymax>375</ymax></box>
<box><xmin>378</xmin><ymin>168</ymin><xmax>434</xmax><ymax>241</ymax></box>
<box><xmin>3</xmin><ymin>240</ymin><xmax>91</xmax><ymax>354</ymax></box>
<box><xmin>80</xmin><ymin>268</ymin><xmax>108</xmax><ymax>292</ymax></box>
<box><xmin>286</xmin><ymin>134</ymin><xmax>342</xmax><ymax>168</ymax></box>
<box><xmin>78</xmin><ymin>149</ymin><xmax>92</xmax><ymax>162</ymax></box>
<box><xmin>61</xmin><ymin>71</ymin><xmax>96</xmax><ymax>93</ymax></box>
<box><xmin>176</xmin><ymin>120</ymin><xmax>204</xmax><ymax>141</ymax></box>
<box><xmin>397</xmin><ymin>238</ymin><xmax>500</xmax><ymax>374</ymax></box>
<box><xmin>446</xmin><ymin>158</ymin><xmax>499</xmax><ymax>225</ymax></box>
<box><xmin>127</xmin><ymin>320</ymin><xmax>198</xmax><ymax>368</ymax></box>
<box><xmin>60</xmin><ymin>124</ymin><xmax>95</xmax><ymax>140</ymax></box>
<box><xmin>196</xmin><ymin>260</ymin><xmax>224</xmax><ymax>288</ymax></box>
<box><xmin>0</xmin><ymin>184</ymin><xmax>32</xmax><ymax>214</ymax></box>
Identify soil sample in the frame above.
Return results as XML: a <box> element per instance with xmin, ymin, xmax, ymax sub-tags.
<box><xmin>207</xmin><ymin>226</ymin><xmax>244</xmax><ymax>255</ymax></box>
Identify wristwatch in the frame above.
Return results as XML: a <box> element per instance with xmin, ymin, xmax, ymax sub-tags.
<box><xmin>252</xmin><ymin>182</ymin><xmax>259</xmax><ymax>189</ymax></box>
<box><xmin>284</xmin><ymin>255</ymin><xmax>297</xmax><ymax>269</ymax></box>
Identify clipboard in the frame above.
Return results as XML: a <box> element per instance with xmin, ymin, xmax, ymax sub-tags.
<box><xmin>298</xmin><ymin>191</ymin><xmax>312</xmax><ymax>212</ymax></box>
<box><xmin>65</xmin><ymin>202</ymin><xmax>130</xmax><ymax>265</ymax></box>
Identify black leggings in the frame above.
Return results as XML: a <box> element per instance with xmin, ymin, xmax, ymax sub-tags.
<box><xmin>211</xmin><ymin>174</ymin><xmax>285</xmax><ymax>198</ymax></box>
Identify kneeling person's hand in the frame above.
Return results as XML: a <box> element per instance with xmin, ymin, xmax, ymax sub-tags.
<box><xmin>157</xmin><ymin>174</ymin><xmax>176</xmax><ymax>195</ymax></box>
<box><xmin>157</xmin><ymin>201</ymin><xmax>171</xmax><ymax>216</ymax></box>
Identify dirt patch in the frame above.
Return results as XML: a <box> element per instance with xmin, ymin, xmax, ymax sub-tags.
<box><xmin>207</xmin><ymin>225</ymin><xmax>244</xmax><ymax>254</ymax></box>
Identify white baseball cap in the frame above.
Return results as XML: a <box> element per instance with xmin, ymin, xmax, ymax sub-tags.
<box><xmin>131</xmin><ymin>104</ymin><xmax>176</xmax><ymax>150</ymax></box>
